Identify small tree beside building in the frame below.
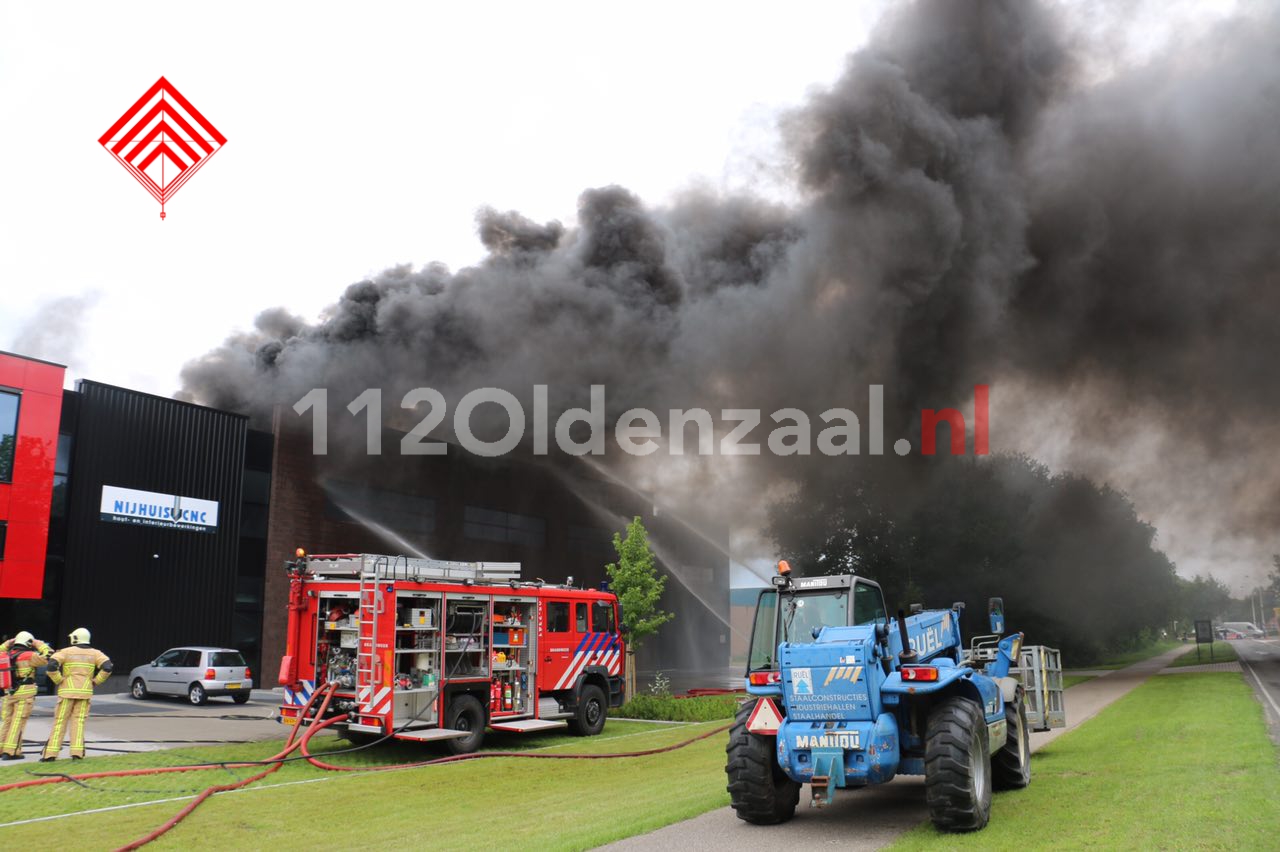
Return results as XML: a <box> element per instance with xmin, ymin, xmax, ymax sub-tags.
<box><xmin>605</xmin><ymin>516</ymin><xmax>674</xmax><ymax>699</ymax></box>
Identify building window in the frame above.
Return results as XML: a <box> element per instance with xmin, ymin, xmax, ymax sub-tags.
<box><xmin>322</xmin><ymin>480</ymin><xmax>436</xmax><ymax>539</ymax></box>
<box><xmin>54</xmin><ymin>433</ymin><xmax>72</xmax><ymax>476</ymax></box>
<box><xmin>0</xmin><ymin>391</ymin><xmax>19</xmax><ymax>483</ymax></box>
<box><xmin>463</xmin><ymin>506</ymin><xmax>545</xmax><ymax>547</ymax></box>
<box><xmin>567</xmin><ymin>524</ymin><xmax>615</xmax><ymax>560</ymax></box>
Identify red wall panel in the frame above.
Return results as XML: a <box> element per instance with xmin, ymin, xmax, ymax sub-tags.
<box><xmin>0</xmin><ymin>352</ymin><xmax>65</xmax><ymax>599</ymax></box>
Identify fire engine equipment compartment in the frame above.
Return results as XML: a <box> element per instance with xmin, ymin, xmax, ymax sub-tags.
<box><xmin>445</xmin><ymin>599</ymin><xmax>488</xmax><ymax>678</ymax></box>
<box><xmin>393</xmin><ymin>593</ymin><xmax>442</xmax><ymax>726</ymax></box>
<box><xmin>491</xmin><ymin>600</ymin><xmax>536</xmax><ymax>717</ymax></box>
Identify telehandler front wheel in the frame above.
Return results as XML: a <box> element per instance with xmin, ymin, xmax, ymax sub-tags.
<box><xmin>993</xmin><ymin>689</ymin><xmax>1031</xmax><ymax>789</ymax></box>
<box><xmin>924</xmin><ymin>696</ymin><xmax>992</xmax><ymax>832</ymax></box>
<box><xmin>725</xmin><ymin>699</ymin><xmax>800</xmax><ymax>825</ymax></box>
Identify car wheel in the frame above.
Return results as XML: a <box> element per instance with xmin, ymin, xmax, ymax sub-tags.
<box><xmin>232</xmin><ymin>692</ymin><xmax>251</xmax><ymax>705</ymax></box>
<box><xmin>188</xmin><ymin>683</ymin><xmax>208</xmax><ymax>706</ymax></box>
<box><xmin>131</xmin><ymin>678</ymin><xmax>150</xmax><ymax>700</ymax></box>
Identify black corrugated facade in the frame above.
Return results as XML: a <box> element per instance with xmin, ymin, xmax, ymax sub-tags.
<box><xmin>58</xmin><ymin>381</ymin><xmax>265</xmax><ymax>688</ymax></box>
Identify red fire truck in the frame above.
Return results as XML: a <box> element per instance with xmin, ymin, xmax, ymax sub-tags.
<box><xmin>277</xmin><ymin>552</ymin><xmax>626</xmax><ymax>753</ymax></box>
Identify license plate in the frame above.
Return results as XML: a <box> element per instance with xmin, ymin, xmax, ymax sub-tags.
<box><xmin>282</xmin><ymin>715</ymin><xmax>298</xmax><ymax>726</ymax></box>
<box><xmin>225</xmin><ymin>682</ymin><xmax>240</xmax><ymax>689</ymax></box>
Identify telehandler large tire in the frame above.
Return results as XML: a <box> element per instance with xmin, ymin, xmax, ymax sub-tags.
<box><xmin>725</xmin><ymin>699</ymin><xmax>800</xmax><ymax>824</ymax></box>
<box><xmin>924</xmin><ymin>696</ymin><xmax>992</xmax><ymax>832</ymax></box>
<box><xmin>993</xmin><ymin>689</ymin><xmax>1031</xmax><ymax>789</ymax></box>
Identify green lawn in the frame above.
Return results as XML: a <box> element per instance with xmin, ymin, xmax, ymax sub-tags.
<box><xmin>1093</xmin><ymin>639</ymin><xmax>1183</xmax><ymax>669</ymax></box>
<box><xmin>0</xmin><ymin>719</ymin><xmax>732</xmax><ymax>849</ymax></box>
<box><xmin>617</xmin><ymin>693</ymin><xmax>741</xmax><ymax>721</ymax></box>
<box><xmin>1061</xmin><ymin>674</ymin><xmax>1094</xmax><ymax>689</ymax></box>
<box><xmin>1168</xmin><ymin>641</ymin><xmax>1239</xmax><ymax>666</ymax></box>
<box><xmin>892</xmin><ymin>672</ymin><xmax>1280</xmax><ymax>850</ymax></box>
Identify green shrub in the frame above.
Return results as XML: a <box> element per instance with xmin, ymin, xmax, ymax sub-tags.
<box><xmin>616</xmin><ymin>693</ymin><xmax>741</xmax><ymax>722</ymax></box>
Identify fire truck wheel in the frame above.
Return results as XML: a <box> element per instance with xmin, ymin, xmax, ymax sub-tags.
<box><xmin>444</xmin><ymin>694</ymin><xmax>486</xmax><ymax>755</ymax></box>
<box><xmin>924</xmin><ymin>696</ymin><xmax>992</xmax><ymax>832</ymax></box>
<box><xmin>568</xmin><ymin>684</ymin><xmax>607</xmax><ymax>736</ymax></box>
<box><xmin>993</xmin><ymin>691</ymin><xmax>1031</xmax><ymax>789</ymax></box>
<box><xmin>187</xmin><ymin>683</ymin><xmax>208</xmax><ymax>706</ymax></box>
<box><xmin>725</xmin><ymin>699</ymin><xmax>799</xmax><ymax>824</ymax></box>
<box><xmin>131</xmin><ymin>679</ymin><xmax>150</xmax><ymax>700</ymax></box>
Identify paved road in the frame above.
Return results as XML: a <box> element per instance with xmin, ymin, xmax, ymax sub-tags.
<box><xmin>7</xmin><ymin>690</ymin><xmax>285</xmax><ymax>763</ymax></box>
<box><xmin>601</xmin><ymin>646</ymin><xmax>1188</xmax><ymax>851</ymax></box>
<box><xmin>1232</xmin><ymin>637</ymin><xmax>1280</xmax><ymax>744</ymax></box>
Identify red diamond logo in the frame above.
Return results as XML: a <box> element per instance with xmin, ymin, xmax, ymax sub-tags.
<box><xmin>99</xmin><ymin>76</ymin><xmax>226</xmax><ymax>220</ymax></box>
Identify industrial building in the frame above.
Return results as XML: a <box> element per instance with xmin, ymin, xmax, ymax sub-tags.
<box><xmin>0</xmin><ymin>350</ymin><xmax>730</xmax><ymax>690</ymax></box>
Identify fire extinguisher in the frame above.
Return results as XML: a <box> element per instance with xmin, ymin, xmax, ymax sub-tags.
<box><xmin>0</xmin><ymin>649</ymin><xmax>11</xmax><ymax>693</ymax></box>
<box><xmin>503</xmin><ymin>681</ymin><xmax>512</xmax><ymax>710</ymax></box>
<box><xmin>491</xmin><ymin>679</ymin><xmax>501</xmax><ymax>710</ymax></box>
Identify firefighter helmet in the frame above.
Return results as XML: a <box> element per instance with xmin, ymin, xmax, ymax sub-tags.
<box><xmin>69</xmin><ymin>627</ymin><xmax>91</xmax><ymax>645</ymax></box>
<box><xmin>13</xmin><ymin>630</ymin><xmax>34</xmax><ymax>646</ymax></box>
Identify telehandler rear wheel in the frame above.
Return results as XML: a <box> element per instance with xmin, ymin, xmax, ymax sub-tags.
<box><xmin>725</xmin><ymin>699</ymin><xmax>800</xmax><ymax>825</ymax></box>
<box><xmin>993</xmin><ymin>689</ymin><xmax>1031</xmax><ymax>789</ymax></box>
<box><xmin>924</xmin><ymin>696</ymin><xmax>992</xmax><ymax>832</ymax></box>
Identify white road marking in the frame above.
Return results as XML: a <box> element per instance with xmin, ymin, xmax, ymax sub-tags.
<box><xmin>0</xmin><ymin>777</ymin><xmax>332</xmax><ymax>829</ymax></box>
<box><xmin>1241</xmin><ymin>658</ymin><xmax>1280</xmax><ymax>722</ymax></box>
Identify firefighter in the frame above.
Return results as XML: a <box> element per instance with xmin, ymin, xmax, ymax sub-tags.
<box><xmin>41</xmin><ymin>627</ymin><xmax>112</xmax><ymax>762</ymax></box>
<box><xmin>1</xmin><ymin>631</ymin><xmax>54</xmax><ymax>760</ymax></box>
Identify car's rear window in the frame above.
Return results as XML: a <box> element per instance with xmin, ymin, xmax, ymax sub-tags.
<box><xmin>210</xmin><ymin>652</ymin><xmax>245</xmax><ymax>667</ymax></box>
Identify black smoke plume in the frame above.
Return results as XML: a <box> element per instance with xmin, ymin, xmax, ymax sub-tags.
<box><xmin>181</xmin><ymin>0</ymin><xmax>1280</xmax><ymax>592</ymax></box>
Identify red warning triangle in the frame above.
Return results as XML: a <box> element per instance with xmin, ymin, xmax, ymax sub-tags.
<box><xmin>746</xmin><ymin>697</ymin><xmax>783</xmax><ymax>734</ymax></box>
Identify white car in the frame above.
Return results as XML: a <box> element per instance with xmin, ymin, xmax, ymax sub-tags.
<box><xmin>1221</xmin><ymin>622</ymin><xmax>1265</xmax><ymax>640</ymax></box>
<box><xmin>128</xmin><ymin>646</ymin><xmax>254</xmax><ymax>705</ymax></box>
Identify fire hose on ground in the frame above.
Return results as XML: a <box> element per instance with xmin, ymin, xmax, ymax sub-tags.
<box><xmin>0</xmin><ymin>681</ymin><xmax>734</xmax><ymax>850</ymax></box>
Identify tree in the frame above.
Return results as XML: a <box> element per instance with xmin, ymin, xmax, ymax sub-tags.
<box><xmin>605</xmin><ymin>516</ymin><xmax>674</xmax><ymax>699</ymax></box>
<box><xmin>768</xmin><ymin>454</ymin><xmax>1184</xmax><ymax>663</ymax></box>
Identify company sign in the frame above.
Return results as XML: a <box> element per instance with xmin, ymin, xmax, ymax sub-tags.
<box><xmin>100</xmin><ymin>485</ymin><xmax>219</xmax><ymax>533</ymax></box>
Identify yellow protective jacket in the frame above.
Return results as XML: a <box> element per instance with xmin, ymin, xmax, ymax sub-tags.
<box><xmin>46</xmin><ymin>645</ymin><xmax>112</xmax><ymax>698</ymax></box>
<box><xmin>2</xmin><ymin>639</ymin><xmax>53</xmax><ymax>698</ymax></box>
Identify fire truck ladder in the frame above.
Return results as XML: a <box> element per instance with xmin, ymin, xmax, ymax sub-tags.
<box><xmin>355</xmin><ymin>562</ymin><xmax>391</xmax><ymax>723</ymax></box>
<box><xmin>302</xmin><ymin>553</ymin><xmax>522</xmax><ymax>584</ymax></box>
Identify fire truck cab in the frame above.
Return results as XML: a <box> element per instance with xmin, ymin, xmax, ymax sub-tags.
<box><xmin>277</xmin><ymin>553</ymin><xmax>626</xmax><ymax>753</ymax></box>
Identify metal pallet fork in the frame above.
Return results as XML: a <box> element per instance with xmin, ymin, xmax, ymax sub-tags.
<box><xmin>1016</xmin><ymin>645</ymin><xmax>1066</xmax><ymax>731</ymax></box>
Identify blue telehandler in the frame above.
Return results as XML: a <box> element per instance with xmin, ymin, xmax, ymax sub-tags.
<box><xmin>726</xmin><ymin>563</ymin><xmax>1056</xmax><ymax>831</ymax></box>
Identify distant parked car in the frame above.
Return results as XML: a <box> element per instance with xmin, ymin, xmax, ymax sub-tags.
<box><xmin>128</xmin><ymin>647</ymin><xmax>253</xmax><ymax>705</ymax></box>
<box><xmin>1222</xmin><ymin>622</ymin><xmax>1265</xmax><ymax>640</ymax></box>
